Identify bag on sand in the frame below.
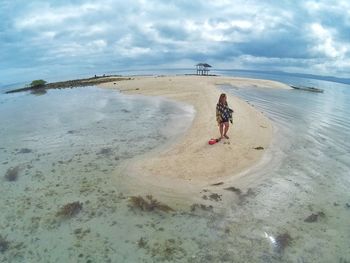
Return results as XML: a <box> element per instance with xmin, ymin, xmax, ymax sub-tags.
<box><xmin>208</xmin><ymin>138</ymin><xmax>220</xmax><ymax>145</ymax></box>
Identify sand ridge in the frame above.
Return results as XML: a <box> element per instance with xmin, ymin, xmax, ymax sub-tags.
<box><xmin>99</xmin><ymin>75</ymin><xmax>290</xmax><ymax>194</ymax></box>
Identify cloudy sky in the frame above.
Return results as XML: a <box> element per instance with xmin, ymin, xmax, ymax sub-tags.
<box><xmin>1</xmin><ymin>0</ymin><xmax>350</xmax><ymax>84</ymax></box>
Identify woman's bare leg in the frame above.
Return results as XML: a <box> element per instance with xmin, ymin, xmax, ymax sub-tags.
<box><xmin>223</xmin><ymin>122</ymin><xmax>229</xmax><ymax>139</ymax></box>
<box><xmin>219</xmin><ymin>123</ymin><xmax>224</xmax><ymax>139</ymax></box>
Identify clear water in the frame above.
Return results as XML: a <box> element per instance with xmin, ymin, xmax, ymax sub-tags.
<box><xmin>218</xmin><ymin>81</ymin><xmax>350</xmax><ymax>262</ymax></box>
<box><xmin>0</xmin><ymin>86</ymin><xmax>195</xmax><ymax>262</ymax></box>
<box><xmin>1</xmin><ymin>76</ymin><xmax>350</xmax><ymax>262</ymax></box>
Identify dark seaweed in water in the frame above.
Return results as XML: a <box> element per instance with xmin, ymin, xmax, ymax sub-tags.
<box><xmin>275</xmin><ymin>232</ymin><xmax>292</xmax><ymax>253</ymax></box>
<box><xmin>97</xmin><ymin>148</ymin><xmax>113</xmax><ymax>156</ymax></box>
<box><xmin>0</xmin><ymin>235</ymin><xmax>9</xmax><ymax>253</ymax></box>
<box><xmin>138</xmin><ymin>237</ymin><xmax>148</xmax><ymax>248</ymax></box>
<box><xmin>208</xmin><ymin>193</ymin><xmax>222</xmax><ymax>201</ymax></box>
<box><xmin>148</xmin><ymin>238</ymin><xmax>186</xmax><ymax>261</ymax></box>
<box><xmin>18</xmin><ymin>148</ymin><xmax>32</xmax><ymax>154</ymax></box>
<box><xmin>4</xmin><ymin>166</ymin><xmax>20</xmax><ymax>181</ymax></box>
<box><xmin>253</xmin><ymin>146</ymin><xmax>264</xmax><ymax>150</ymax></box>
<box><xmin>224</xmin><ymin>186</ymin><xmax>242</xmax><ymax>194</ymax></box>
<box><xmin>190</xmin><ymin>203</ymin><xmax>213</xmax><ymax>212</ymax></box>
<box><xmin>211</xmin><ymin>182</ymin><xmax>224</xmax><ymax>186</ymax></box>
<box><xmin>304</xmin><ymin>211</ymin><xmax>325</xmax><ymax>222</ymax></box>
<box><xmin>56</xmin><ymin>202</ymin><xmax>83</xmax><ymax>218</ymax></box>
<box><xmin>129</xmin><ymin>195</ymin><xmax>174</xmax><ymax>212</ymax></box>
<box><xmin>240</xmin><ymin>188</ymin><xmax>256</xmax><ymax>203</ymax></box>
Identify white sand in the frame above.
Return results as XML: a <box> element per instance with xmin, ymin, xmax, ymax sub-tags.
<box><xmin>99</xmin><ymin>76</ymin><xmax>290</xmax><ymax>202</ymax></box>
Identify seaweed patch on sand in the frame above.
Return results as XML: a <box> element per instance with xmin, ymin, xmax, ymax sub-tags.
<box><xmin>137</xmin><ymin>237</ymin><xmax>186</xmax><ymax>261</ymax></box>
<box><xmin>128</xmin><ymin>195</ymin><xmax>174</xmax><ymax>213</ymax></box>
<box><xmin>275</xmin><ymin>232</ymin><xmax>293</xmax><ymax>253</ymax></box>
<box><xmin>4</xmin><ymin>166</ymin><xmax>20</xmax><ymax>182</ymax></box>
<box><xmin>56</xmin><ymin>202</ymin><xmax>83</xmax><ymax>218</ymax></box>
<box><xmin>0</xmin><ymin>235</ymin><xmax>10</xmax><ymax>253</ymax></box>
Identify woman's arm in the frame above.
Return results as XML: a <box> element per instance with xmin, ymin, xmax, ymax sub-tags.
<box><xmin>216</xmin><ymin>104</ymin><xmax>222</xmax><ymax>124</ymax></box>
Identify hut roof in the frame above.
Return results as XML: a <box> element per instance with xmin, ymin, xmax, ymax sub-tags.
<box><xmin>196</xmin><ymin>63</ymin><xmax>212</xmax><ymax>67</ymax></box>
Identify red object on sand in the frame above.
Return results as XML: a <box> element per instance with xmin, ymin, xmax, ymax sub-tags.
<box><xmin>208</xmin><ymin>138</ymin><xmax>217</xmax><ymax>145</ymax></box>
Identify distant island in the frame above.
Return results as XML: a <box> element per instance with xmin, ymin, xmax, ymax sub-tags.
<box><xmin>5</xmin><ymin>75</ymin><xmax>131</xmax><ymax>94</ymax></box>
<box><xmin>220</xmin><ymin>69</ymin><xmax>350</xmax><ymax>86</ymax></box>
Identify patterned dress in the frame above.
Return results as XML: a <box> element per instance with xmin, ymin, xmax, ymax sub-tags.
<box><xmin>216</xmin><ymin>103</ymin><xmax>233</xmax><ymax>124</ymax></box>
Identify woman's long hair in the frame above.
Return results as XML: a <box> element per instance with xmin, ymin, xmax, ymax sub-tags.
<box><xmin>218</xmin><ymin>93</ymin><xmax>228</xmax><ymax>105</ymax></box>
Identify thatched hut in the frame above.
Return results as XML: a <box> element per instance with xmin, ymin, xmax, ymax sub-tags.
<box><xmin>196</xmin><ymin>63</ymin><xmax>212</xmax><ymax>75</ymax></box>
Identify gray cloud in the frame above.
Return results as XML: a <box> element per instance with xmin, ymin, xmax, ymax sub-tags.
<box><xmin>1</xmin><ymin>0</ymin><xmax>350</xmax><ymax>84</ymax></box>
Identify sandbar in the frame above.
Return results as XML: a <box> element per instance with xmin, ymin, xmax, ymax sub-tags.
<box><xmin>99</xmin><ymin>75</ymin><xmax>290</xmax><ymax>202</ymax></box>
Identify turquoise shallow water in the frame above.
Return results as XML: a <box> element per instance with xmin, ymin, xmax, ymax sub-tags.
<box><xmin>1</xmin><ymin>77</ymin><xmax>350</xmax><ymax>262</ymax></box>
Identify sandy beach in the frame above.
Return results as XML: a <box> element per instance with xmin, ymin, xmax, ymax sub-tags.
<box><xmin>99</xmin><ymin>76</ymin><xmax>291</xmax><ymax>201</ymax></box>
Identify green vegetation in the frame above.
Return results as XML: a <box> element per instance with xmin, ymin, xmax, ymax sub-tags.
<box><xmin>30</xmin><ymin>79</ymin><xmax>47</xmax><ymax>89</ymax></box>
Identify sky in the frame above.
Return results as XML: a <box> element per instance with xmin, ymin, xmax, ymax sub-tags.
<box><xmin>1</xmin><ymin>0</ymin><xmax>350</xmax><ymax>85</ymax></box>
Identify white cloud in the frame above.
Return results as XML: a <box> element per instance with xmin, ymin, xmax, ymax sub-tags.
<box><xmin>309</xmin><ymin>23</ymin><xmax>348</xmax><ymax>59</ymax></box>
<box><xmin>80</xmin><ymin>24</ymin><xmax>109</xmax><ymax>37</ymax></box>
<box><xmin>46</xmin><ymin>39</ymin><xmax>107</xmax><ymax>59</ymax></box>
<box><xmin>90</xmin><ymin>39</ymin><xmax>107</xmax><ymax>49</ymax></box>
<box><xmin>118</xmin><ymin>46</ymin><xmax>151</xmax><ymax>58</ymax></box>
<box><xmin>15</xmin><ymin>3</ymin><xmax>105</xmax><ymax>29</ymax></box>
<box><xmin>49</xmin><ymin>43</ymin><xmax>83</xmax><ymax>58</ymax></box>
<box><xmin>34</xmin><ymin>31</ymin><xmax>57</xmax><ymax>42</ymax></box>
<box><xmin>113</xmin><ymin>34</ymin><xmax>151</xmax><ymax>58</ymax></box>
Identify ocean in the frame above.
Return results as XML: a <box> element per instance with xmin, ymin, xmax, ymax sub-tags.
<box><xmin>0</xmin><ymin>71</ymin><xmax>349</xmax><ymax>262</ymax></box>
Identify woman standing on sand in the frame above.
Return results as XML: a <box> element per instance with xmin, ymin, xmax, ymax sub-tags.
<box><xmin>216</xmin><ymin>93</ymin><xmax>233</xmax><ymax>140</ymax></box>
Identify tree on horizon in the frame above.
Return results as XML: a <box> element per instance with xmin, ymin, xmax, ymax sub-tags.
<box><xmin>30</xmin><ymin>79</ymin><xmax>47</xmax><ymax>88</ymax></box>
